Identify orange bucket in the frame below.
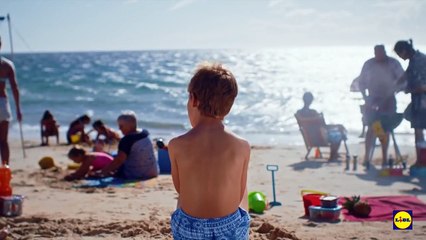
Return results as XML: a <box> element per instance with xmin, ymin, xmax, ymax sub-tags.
<box><xmin>301</xmin><ymin>190</ymin><xmax>328</xmax><ymax>216</ymax></box>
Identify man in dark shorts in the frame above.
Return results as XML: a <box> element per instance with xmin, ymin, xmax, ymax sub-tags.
<box><xmin>359</xmin><ymin>45</ymin><xmax>404</xmax><ymax>167</ymax></box>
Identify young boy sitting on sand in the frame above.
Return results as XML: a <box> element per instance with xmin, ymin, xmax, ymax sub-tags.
<box><xmin>168</xmin><ymin>63</ymin><xmax>251</xmax><ymax>239</ymax></box>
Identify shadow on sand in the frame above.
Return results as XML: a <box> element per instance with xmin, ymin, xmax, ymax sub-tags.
<box><xmin>288</xmin><ymin>158</ymin><xmax>343</xmax><ymax>171</ymax></box>
<box><xmin>347</xmin><ymin>165</ymin><xmax>426</xmax><ymax>196</ymax></box>
<box><xmin>24</xmin><ymin>142</ymin><xmax>69</xmax><ymax>149</ymax></box>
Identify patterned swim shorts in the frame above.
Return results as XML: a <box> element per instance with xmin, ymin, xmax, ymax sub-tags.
<box><xmin>171</xmin><ymin>207</ymin><xmax>250</xmax><ymax>240</ymax></box>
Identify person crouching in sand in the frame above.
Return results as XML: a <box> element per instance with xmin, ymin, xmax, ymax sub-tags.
<box><xmin>64</xmin><ymin>145</ymin><xmax>113</xmax><ymax>181</ymax></box>
<box><xmin>168</xmin><ymin>63</ymin><xmax>251</xmax><ymax>239</ymax></box>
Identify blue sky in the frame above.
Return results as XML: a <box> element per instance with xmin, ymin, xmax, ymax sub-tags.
<box><xmin>0</xmin><ymin>0</ymin><xmax>425</xmax><ymax>52</ymax></box>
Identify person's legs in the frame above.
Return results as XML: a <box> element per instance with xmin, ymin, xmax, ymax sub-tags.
<box><xmin>41</xmin><ymin>131</ymin><xmax>45</xmax><ymax>145</ymax></box>
<box><xmin>0</xmin><ymin>121</ymin><xmax>9</xmax><ymax>165</ymax></box>
<box><xmin>329</xmin><ymin>141</ymin><xmax>341</xmax><ymax>160</ymax></box>
<box><xmin>360</xmin><ymin>124</ymin><xmax>366</xmax><ymax>138</ymax></box>
<box><xmin>381</xmin><ymin>132</ymin><xmax>390</xmax><ymax>166</ymax></box>
<box><xmin>364</xmin><ymin>126</ymin><xmax>376</xmax><ymax>166</ymax></box>
<box><xmin>327</xmin><ymin>127</ymin><xmax>344</xmax><ymax>160</ymax></box>
<box><xmin>414</xmin><ymin>128</ymin><xmax>425</xmax><ymax>165</ymax></box>
<box><xmin>359</xmin><ymin>104</ymin><xmax>367</xmax><ymax>138</ymax></box>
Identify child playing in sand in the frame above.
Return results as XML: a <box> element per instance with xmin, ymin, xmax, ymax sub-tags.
<box><xmin>40</xmin><ymin>110</ymin><xmax>60</xmax><ymax>146</ymax></box>
<box><xmin>66</xmin><ymin>114</ymin><xmax>91</xmax><ymax>145</ymax></box>
<box><xmin>64</xmin><ymin>145</ymin><xmax>113</xmax><ymax>181</ymax></box>
<box><xmin>92</xmin><ymin>119</ymin><xmax>120</xmax><ymax>151</ymax></box>
<box><xmin>168</xmin><ymin>63</ymin><xmax>251</xmax><ymax>239</ymax></box>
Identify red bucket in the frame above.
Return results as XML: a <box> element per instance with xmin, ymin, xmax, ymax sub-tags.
<box><xmin>301</xmin><ymin>190</ymin><xmax>328</xmax><ymax>216</ymax></box>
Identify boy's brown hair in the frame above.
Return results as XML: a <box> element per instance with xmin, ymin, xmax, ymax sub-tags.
<box><xmin>188</xmin><ymin>63</ymin><xmax>238</xmax><ymax>118</ymax></box>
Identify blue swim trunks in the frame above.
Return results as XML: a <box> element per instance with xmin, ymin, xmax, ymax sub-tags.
<box><xmin>171</xmin><ymin>207</ymin><xmax>250</xmax><ymax>240</ymax></box>
<box><xmin>327</xmin><ymin>129</ymin><xmax>343</xmax><ymax>144</ymax></box>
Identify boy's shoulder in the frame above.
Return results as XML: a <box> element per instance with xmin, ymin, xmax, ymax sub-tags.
<box><xmin>224</xmin><ymin>128</ymin><xmax>249</xmax><ymax>144</ymax></box>
<box><xmin>168</xmin><ymin>131</ymin><xmax>191</xmax><ymax>147</ymax></box>
<box><xmin>169</xmin><ymin>128</ymin><xmax>250</xmax><ymax>151</ymax></box>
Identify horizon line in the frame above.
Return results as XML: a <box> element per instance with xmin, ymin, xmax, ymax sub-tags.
<box><xmin>2</xmin><ymin>44</ymin><xmax>387</xmax><ymax>55</ymax></box>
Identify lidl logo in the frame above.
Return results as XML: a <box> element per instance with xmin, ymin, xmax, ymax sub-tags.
<box><xmin>393</xmin><ymin>210</ymin><xmax>413</xmax><ymax>230</ymax></box>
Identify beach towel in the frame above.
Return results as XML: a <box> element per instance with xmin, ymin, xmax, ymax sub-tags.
<box><xmin>74</xmin><ymin>176</ymin><xmax>157</xmax><ymax>189</ymax></box>
<box><xmin>338</xmin><ymin>195</ymin><xmax>426</xmax><ymax>222</ymax></box>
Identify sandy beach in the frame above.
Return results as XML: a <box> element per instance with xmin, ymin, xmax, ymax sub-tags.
<box><xmin>1</xmin><ymin>136</ymin><xmax>425</xmax><ymax>240</ymax></box>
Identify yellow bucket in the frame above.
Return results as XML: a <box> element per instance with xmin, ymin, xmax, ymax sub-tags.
<box><xmin>70</xmin><ymin>134</ymin><xmax>81</xmax><ymax>143</ymax></box>
<box><xmin>67</xmin><ymin>162</ymin><xmax>81</xmax><ymax>170</ymax></box>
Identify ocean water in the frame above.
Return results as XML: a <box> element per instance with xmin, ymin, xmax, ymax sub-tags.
<box><xmin>4</xmin><ymin>47</ymin><xmax>416</xmax><ymax>146</ymax></box>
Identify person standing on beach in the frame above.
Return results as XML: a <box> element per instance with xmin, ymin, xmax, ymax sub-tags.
<box><xmin>358</xmin><ymin>45</ymin><xmax>404</xmax><ymax>167</ymax></box>
<box><xmin>0</xmin><ymin>36</ymin><xmax>22</xmax><ymax>165</ymax></box>
<box><xmin>168</xmin><ymin>63</ymin><xmax>251</xmax><ymax>239</ymax></box>
<box><xmin>394</xmin><ymin>39</ymin><xmax>426</xmax><ymax>166</ymax></box>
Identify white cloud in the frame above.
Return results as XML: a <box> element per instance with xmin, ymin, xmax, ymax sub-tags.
<box><xmin>169</xmin><ymin>0</ymin><xmax>198</xmax><ymax>11</ymax></box>
<box><xmin>267</xmin><ymin>0</ymin><xmax>297</xmax><ymax>10</ymax></box>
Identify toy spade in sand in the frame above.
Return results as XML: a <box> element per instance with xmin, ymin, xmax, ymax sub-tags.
<box><xmin>266</xmin><ymin>164</ymin><xmax>282</xmax><ymax>207</ymax></box>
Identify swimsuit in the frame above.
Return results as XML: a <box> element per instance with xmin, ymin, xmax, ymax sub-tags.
<box><xmin>171</xmin><ymin>207</ymin><xmax>250</xmax><ymax>240</ymax></box>
<box><xmin>0</xmin><ymin>97</ymin><xmax>12</xmax><ymax>122</ymax></box>
<box><xmin>91</xmin><ymin>152</ymin><xmax>114</xmax><ymax>171</ymax></box>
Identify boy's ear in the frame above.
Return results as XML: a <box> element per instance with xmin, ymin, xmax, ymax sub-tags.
<box><xmin>192</xmin><ymin>98</ymin><xmax>198</xmax><ymax>108</ymax></box>
<box><xmin>190</xmin><ymin>93</ymin><xmax>199</xmax><ymax>107</ymax></box>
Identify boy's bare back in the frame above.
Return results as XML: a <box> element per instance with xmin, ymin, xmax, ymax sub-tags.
<box><xmin>169</xmin><ymin>63</ymin><xmax>250</xmax><ymax>219</ymax></box>
<box><xmin>169</xmin><ymin>121</ymin><xmax>250</xmax><ymax>218</ymax></box>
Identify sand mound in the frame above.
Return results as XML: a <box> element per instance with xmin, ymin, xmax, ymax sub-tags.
<box><xmin>0</xmin><ymin>216</ymin><xmax>299</xmax><ymax>239</ymax></box>
<box><xmin>250</xmin><ymin>219</ymin><xmax>301</xmax><ymax>240</ymax></box>
<box><xmin>1</xmin><ymin>216</ymin><xmax>172</xmax><ymax>239</ymax></box>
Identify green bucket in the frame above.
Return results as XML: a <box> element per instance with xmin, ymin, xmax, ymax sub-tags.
<box><xmin>248</xmin><ymin>191</ymin><xmax>267</xmax><ymax>214</ymax></box>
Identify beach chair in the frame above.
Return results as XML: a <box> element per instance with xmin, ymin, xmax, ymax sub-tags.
<box><xmin>40</xmin><ymin>115</ymin><xmax>60</xmax><ymax>145</ymax></box>
<box><xmin>295</xmin><ymin>113</ymin><xmax>349</xmax><ymax>160</ymax></box>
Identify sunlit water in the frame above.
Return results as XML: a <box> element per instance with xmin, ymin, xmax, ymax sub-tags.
<box><xmin>5</xmin><ymin>46</ymin><xmax>419</xmax><ymax>146</ymax></box>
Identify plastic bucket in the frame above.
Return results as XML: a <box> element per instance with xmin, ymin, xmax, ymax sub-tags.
<box><xmin>248</xmin><ymin>191</ymin><xmax>266</xmax><ymax>214</ymax></box>
<box><xmin>70</xmin><ymin>134</ymin><xmax>81</xmax><ymax>144</ymax></box>
<box><xmin>301</xmin><ymin>190</ymin><xmax>328</xmax><ymax>216</ymax></box>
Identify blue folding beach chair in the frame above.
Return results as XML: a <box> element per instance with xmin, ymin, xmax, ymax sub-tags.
<box><xmin>295</xmin><ymin>113</ymin><xmax>350</xmax><ymax>160</ymax></box>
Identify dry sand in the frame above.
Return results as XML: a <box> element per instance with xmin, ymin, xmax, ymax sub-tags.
<box><xmin>1</xmin><ymin>137</ymin><xmax>425</xmax><ymax>239</ymax></box>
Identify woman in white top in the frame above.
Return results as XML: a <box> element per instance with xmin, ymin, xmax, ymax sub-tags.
<box><xmin>0</xmin><ymin>35</ymin><xmax>22</xmax><ymax>165</ymax></box>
